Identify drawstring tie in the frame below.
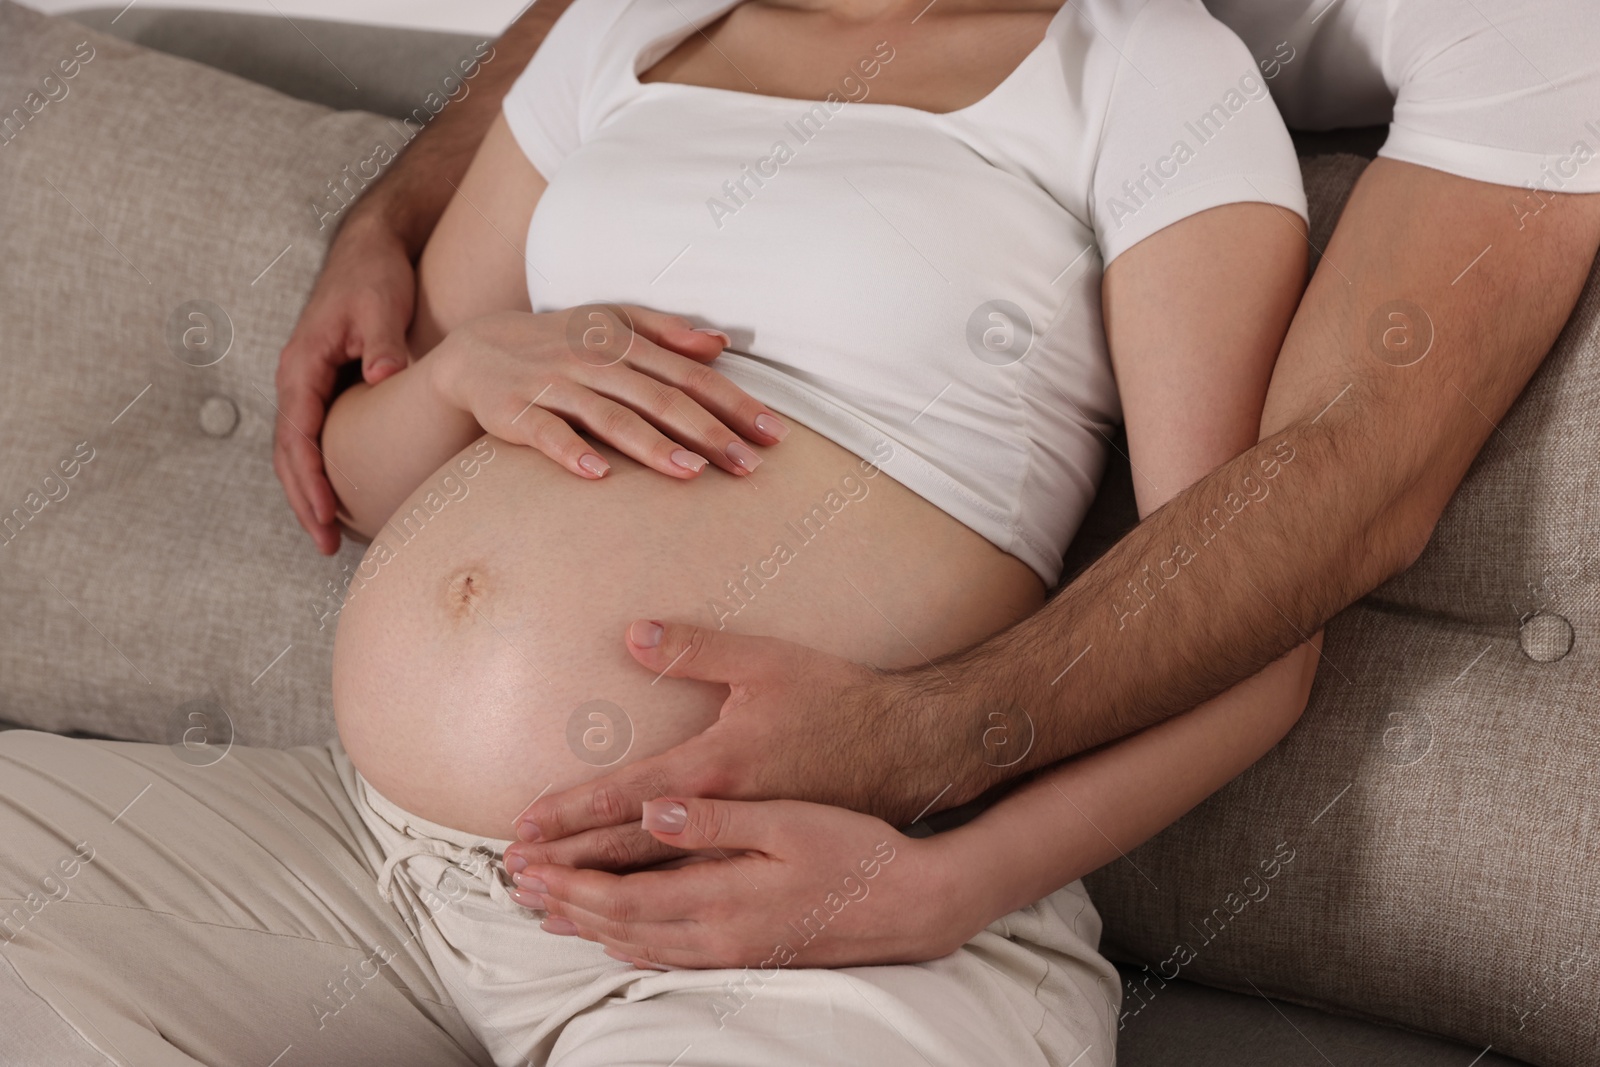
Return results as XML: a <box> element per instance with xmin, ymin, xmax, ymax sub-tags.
<box><xmin>375</xmin><ymin>832</ymin><xmax>510</xmax><ymax>908</ymax></box>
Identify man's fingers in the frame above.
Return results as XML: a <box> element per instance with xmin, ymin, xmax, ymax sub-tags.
<box><xmin>273</xmin><ymin>337</ymin><xmax>347</xmax><ymax>549</ymax></box>
<box><xmin>274</xmin><ymin>443</ymin><xmax>339</xmax><ymax>555</ymax></box>
<box><xmin>625</xmin><ymin>618</ymin><xmax>794</xmax><ymax>687</ymax></box>
<box><xmin>513</xmin><ymin>621</ymin><xmax>815</xmax><ymax>844</ymax></box>
<box><xmin>355</xmin><ymin>314</ymin><xmax>411</xmax><ymax>385</ymax></box>
<box><xmin>281</xmin><ymin>397</ymin><xmax>340</xmax><ymax>539</ymax></box>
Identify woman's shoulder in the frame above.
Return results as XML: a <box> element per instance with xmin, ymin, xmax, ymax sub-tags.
<box><xmin>1053</xmin><ymin>0</ymin><xmax>1307</xmax><ymax>266</ymax></box>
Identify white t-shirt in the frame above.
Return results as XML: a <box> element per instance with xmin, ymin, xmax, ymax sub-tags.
<box><xmin>502</xmin><ymin>0</ymin><xmax>1306</xmax><ymax>586</ymax></box>
<box><xmin>1206</xmin><ymin>0</ymin><xmax>1600</xmax><ymax>193</ymax></box>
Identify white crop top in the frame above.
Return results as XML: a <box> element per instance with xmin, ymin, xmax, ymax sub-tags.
<box><xmin>503</xmin><ymin>0</ymin><xmax>1306</xmax><ymax>586</ymax></box>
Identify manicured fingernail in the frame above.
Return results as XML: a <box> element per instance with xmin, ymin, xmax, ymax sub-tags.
<box><xmin>692</xmin><ymin>327</ymin><xmax>731</xmax><ymax>345</ymax></box>
<box><xmin>543</xmin><ymin>917</ymin><xmax>579</xmax><ymax>936</ymax></box>
<box><xmin>512</xmin><ymin>872</ymin><xmax>548</xmax><ymax>894</ymax></box>
<box><xmin>373</xmin><ymin>357</ymin><xmax>402</xmax><ymax>373</ymax></box>
<box><xmin>503</xmin><ymin>852</ymin><xmax>527</xmax><ymax>875</ymax></box>
<box><xmin>516</xmin><ymin>821</ymin><xmax>542</xmax><ymax>842</ymax></box>
<box><xmin>509</xmin><ymin>887</ymin><xmax>545</xmax><ymax>911</ymax></box>
<box><xmin>726</xmin><ymin>441</ymin><xmax>762</xmax><ymax>472</ymax></box>
<box><xmin>642</xmin><ymin>799</ymin><xmax>688</xmax><ymax>834</ymax></box>
<box><xmin>630</xmin><ymin>620</ymin><xmax>663</xmax><ymax>648</ymax></box>
<box><xmin>671</xmin><ymin>449</ymin><xmax>707</xmax><ymax>473</ymax></box>
<box><xmin>579</xmin><ymin>453</ymin><xmax>609</xmax><ymax>477</ymax></box>
<box><xmin>754</xmin><ymin>413</ymin><xmax>788</xmax><ymax>441</ymax></box>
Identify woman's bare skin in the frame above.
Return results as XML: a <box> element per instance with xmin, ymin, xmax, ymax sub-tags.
<box><xmin>325</xmin><ymin>2</ymin><xmax>1073</xmax><ymax>838</ymax></box>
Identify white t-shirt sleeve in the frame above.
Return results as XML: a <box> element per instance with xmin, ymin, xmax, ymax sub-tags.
<box><xmin>1380</xmin><ymin>0</ymin><xmax>1600</xmax><ymax>194</ymax></box>
<box><xmin>1089</xmin><ymin>0</ymin><xmax>1307</xmax><ymax>266</ymax></box>
<box><xmin>500</xmin><ymin>0</ymin><xmax>628</xmax><ymax>178</ymax></box>
<box><xmin>1205</xmin><ymin>0</ymin><xmax>1600</xmax><ymax>195</ymax></box>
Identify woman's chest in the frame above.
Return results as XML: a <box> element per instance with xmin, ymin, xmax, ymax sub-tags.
<box><xmin>524</xmin><ymin>97</ymin><xmax>1098</xmax><ymax>380</ymax></box>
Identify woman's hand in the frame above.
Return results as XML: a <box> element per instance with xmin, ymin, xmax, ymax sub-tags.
<box><xmin>429</xmin><ymin>305</ymin><xmax>786</xmax><ymax>480</ymax></box>
<box><xmin>502</xmin><ymin>797</ymin><xmax>992</xmax><ymax>969</ymax></box>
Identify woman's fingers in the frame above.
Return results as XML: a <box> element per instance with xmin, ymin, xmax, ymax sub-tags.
<box><xmin>612</xmin><ymin>305</ymin><xmax>728</xmax><ymax>364</ymax></box>
<box><xmin>451</xmin><ymin>305</ymin><xmax>785</xmax><ymax>481</ymax></box>
<box><xmin>507</xmin><ymin>823</ymin><xmax>683</xmax><ymax>872</ymax></box>
<box><xmin>483</xmin><ymin>400</ymin><xmax>613</xmax><ymax>480</ymax></box>
<box><xmin>489</xmin><ymin>381</ymin><xmax>711</xmax><ymax>480</ymax></box>
<box><xmin>590</xmin><ymin>304</ymin><xmax>788</xmax><ymax>448</ymax></box>
<box><xmin>480</xmin><ymin>382</ymin><xmax>721</xmax><ymax>481</ymax></box>
<box><xmin>514</xmin><ymin>866</ymin><xmax>704</xmax><ymax>927</ymax></box>
<box><xmin>585</xmin><ymin>370</ymin><xmax>765</xmax><ymax>476</ymax></box>
<box><xmin>481</xmin><ymin>372</ymin><xmax>755</xmax><ymax>481</ymax></box>
<box><xmin>537</xmin><ymin>903</ymin><xmax>706</xmax><ymax>960</ymax></box>
<box><xmin>553</xmin><ymin>388</ymin><xmax>717</xmax><ymax>479</ymax></box>
<box><xmin>640</xmin><ymin>797</ymin><xmax>781</xmax><ymax>855</ymax></box>
<box><xmin>602</xmin><ymin>946</ymin><xmax>681</xmax><ymax>971</ymax></box>
<box><xmin>505</xmin><ymin>864</ymin><xmax>737</xmax><ymax>966</ymax></box>
<box><xmin>637</xmin><ymin>349</ymin><xmax>788</xmax><ymax>449</ymax></box>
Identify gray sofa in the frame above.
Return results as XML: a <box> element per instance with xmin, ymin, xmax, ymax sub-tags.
<box><xmin>4</xmin><ymin>4</ymin><xmax>1595</xmax><ymax>1064</ymax></box>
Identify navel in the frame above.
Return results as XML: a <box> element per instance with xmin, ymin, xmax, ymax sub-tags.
<box><xmin>442</xmin><ymin>564</ymin><xmax>490</xmax><ymax>623</ymax></box>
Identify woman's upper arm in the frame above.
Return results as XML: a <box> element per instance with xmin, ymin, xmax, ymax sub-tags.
<box><xmin>409</xmin><ymin>114</ymin><xmax>548</xmax><ymax>354</ymax></box>
<box><xmin>1100</xmin><ymin>201</ymin><xmax>1307</xmax><ymax>518</ymax></box>
<box><xmin>1082</xmin><ymin>0</ymin><xmax>1310</xmax><ymax>516</ymax></box>
<box><xmin>408</xmin><ymin>0</ymin><xmax>625</xmax><ymax>351</ymax></box>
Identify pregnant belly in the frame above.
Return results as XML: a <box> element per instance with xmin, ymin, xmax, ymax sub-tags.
<box><xmin>331</xmin><ymin>425</ymin><xmax>1043</xmax><ymax>839</ymax></box>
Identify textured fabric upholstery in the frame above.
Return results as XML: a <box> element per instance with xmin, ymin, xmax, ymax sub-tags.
<box><xmin>1113</xmin><ymin>965</ymin><xmax>1529</xmax><ymax>1067</ymax></box>
<box><xmin>67</xmin><ymin>5</ymin><xmax>485</xmax><ymax>120</ymax></box>
<box><xmin>0</xmin><ymin>0</ymin><xmax>392</xmax><ymax>747</ymax></box>
<box><xmin>1081</xmin><ymin>170</ymin><xmax>1600</xmax><ymax>1066</ymax></box>
<box><xmin>2</xmin><ymin>3</ymin><xmax>1594</xmax><ymax>1064</ymax></box>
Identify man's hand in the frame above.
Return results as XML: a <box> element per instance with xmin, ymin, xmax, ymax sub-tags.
<box><xmin>507</xmin><ymin>620</ymin><xmax>976</xmax><ymax>872</ymax></box>
<box><xmin>271</xmin><ymin>0</ymin><xmax>577</xmax><ymax>554</ymax></box>
<box><xmin>503</xmin><ymin>797</ymin><xmax>984</xmax><ymax>969</ymax></box>
<box><xmin>274</xmin><ymin>216</ymin><xmax>416</xmax><ymax>554</ymax></box>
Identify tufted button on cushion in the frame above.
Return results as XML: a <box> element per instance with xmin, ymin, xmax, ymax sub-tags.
<box><xmin>1079</xmin><ymin>152</ymin><xmax>1600</xmax><ymax>1067</ymax></box>
<box><xmin>1519</xmin><ymin>612</ymin><xmax>1575</xmax><ymax>663</ymax></box>
<box><xmin>0</xmin><ymin>1</ymin><xmax>380</xmax><ymax>748</ymax></box>
<box><xmin>198</xmin><ymin>395</ymin><xmax>240</xmax><ymax>438</ymax></box>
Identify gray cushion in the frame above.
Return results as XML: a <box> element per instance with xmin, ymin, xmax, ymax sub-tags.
<box><xmin>1114</xmin><ymin>965</ymin><xmax>1531</xmax><ymax>1067</ymax></box>
<box><xmin>68</xmin><ymin>6</ymin><xmax>484</xmax><ymax>121</ymax></box>
<box><xmin>4</xmin><ymin>3</ymin><xmax>1596</xmax><ymax>1063</ymax></box>
<box><xmin>1081</xmin><ymin>176</ymin><xmax>1600</xmax><ymax>1065</ymax></box>
<box><xmin>0</xmin><ymin>0</ymin><xmax>387</xmax><ymax>747</ymax></box>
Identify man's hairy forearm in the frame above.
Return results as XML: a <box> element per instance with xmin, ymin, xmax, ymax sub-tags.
<box><xmin>899</xmin><ymin>160</ymin><xmax>1600</xmax><ymax>797</ymax></box>
<box><xmin>349</xmin><ymin>1</ymin><xmax>574</xmax><ymax>255</ymax></box>
<box><xmin>932</xmin><ymin>418</ymin><xmax>1351</xmax><ymax>763</ymax></box>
